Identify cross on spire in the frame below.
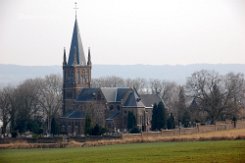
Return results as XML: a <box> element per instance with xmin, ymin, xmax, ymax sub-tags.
<box><xmin>74</xmin><ymin>2</ymin><xmax>79</xmax><ymax>18</ymax></box>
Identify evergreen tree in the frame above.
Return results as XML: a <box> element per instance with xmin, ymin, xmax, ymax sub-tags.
<box><xmin>85</xmin><ymin>115</ymin><xmax>92</xmax><ymax>135</ymax></box>
<box><xmin>127</xmin><ymin>111</ymin><xmax>136</xmax><ymax>130</ymax></box>
<box><xmin>176</xmin><ymin>86</ymin><xmax>186</xmax><ymax>123</ymax></box>
<box><xmin>167</xmin><ymin>113</ymin><xmax>175</xmax><ymax>129</ymax></box>
<box><xmin>91</xmin><ymin>124</ymin><xmax>100</xmax><ymax>135</ymax></box>
<box><xmin>51</xmin><ymin>117</ymin><xmax>59</xmax><ymax>136</ymax></box>
<box><xmin>151</xmin><ymin>103</ymin><xmax>158</xmax><ymax>130</ymax></box>
<box><xmin>151</xmin><ymin>102</ymin><xmax>167</xmax><ymax>130</ymax></box>
<box><xmin>157</xmin><ymin>101</ymin><xmax>166</xmax><ymax>130</ymax></box>
<box><xmin>91</xmin><ymin>124</ymin><xmax>107</xmax><ymax>135</ymax></box>
<box><xmin>182</xmin><ymin>110</ymin><xmax>191</xmax><ymax>127</ymax></box>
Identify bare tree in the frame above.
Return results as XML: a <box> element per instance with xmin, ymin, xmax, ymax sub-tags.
<box><xmin>161</xmin><ymin>81</ymin><xmax>179</xmax><ymax>114</ymax></box>
<box><xmin>186</xmin><ymin>70</ymin><xmax>244</xmax><ymax>124</ymax></box>
<box><xmin>92</xmin><ymin>76</ymin><xmax>125</xmax><ymax>87</ymax></box>
<box><xmin>13</xmin><ymin>79</ymin><xmax>41</xmax><ymax>133</ymax></box>
<box><xmin>149</xmin><ymin>79</ymin><xmax>162</xmax><ymax>94</ymax></box>
<box><xmin>37</xmin><ymin>74</ymin><xmax>62</xmax><ymax>135</ymax></box>
<box><xmin>223</xmin><ymin>72</ymin><xmax>245</xmax><ymax>116</ymax></box>
<box><xmin>0</xmin><ymin>87</ymin><xmax>15</xmax><ymax>137</ymax></box>
<box><xmin>125</xmin><ymin>78</ymin><xmax>147</xmax><ymax>93</ymax></box>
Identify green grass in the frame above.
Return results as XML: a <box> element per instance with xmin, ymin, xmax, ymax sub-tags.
<box><xmin>0</xmin><ymin>140</ymin><xmax>245</xmax><ymax>163</ymax></box>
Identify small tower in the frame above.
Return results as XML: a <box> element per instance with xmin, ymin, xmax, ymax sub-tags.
<box><xmin>62</xmin><ymin>10</ymin><xmax>92</xmax><ymax>113</ymax></box>
<box><xmin>87</xmin><ymin>47</ymin><xmax>92</xmax><ymax>66</ymax></box>
<box><xmin>87</xmin><ymin>47</ymin><xmax>92</xmax><ymax>88</ymax></box>
<box><xmin>63</xmin><ymin>48</ymin><xmax>67</xmax><ymax>66</ymax></box>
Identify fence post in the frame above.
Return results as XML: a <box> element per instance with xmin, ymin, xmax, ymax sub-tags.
<box><xmin>197</xmin><ymin>123</ymin><xmax>200</xmax><ymax>133</ymax></box>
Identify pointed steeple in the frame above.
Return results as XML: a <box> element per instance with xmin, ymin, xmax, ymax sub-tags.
<box><xmin>68</xmin><ymin>17</ymin><xmax>86</xmax><ymax>66</ymax></box>
<box><xmin>63</xmin><ymin>48</ymin><xmax>67</xmax><ymax>66</ymax></box>
<box><xmin>73</xmin><ymin>46</ymin><xmax>78</xmax><ymax>65</ymax></box>
<box><xmin>87</xmin><ymin>47</ymin><xmax>92</xmax><ymax>66</ymax></box>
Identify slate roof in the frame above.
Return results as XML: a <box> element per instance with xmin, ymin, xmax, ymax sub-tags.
<box><xmin>100</xmin><ymin>88</ymin><xmax>118</xmax><ymax>102</ymax></box>
<box><xmin>106</xmin><ymin>110</ymin><xmax>120</xmax><ymax>121</ymax></box>
<box><xmin>124</xmin><ymin>90</ymin><xmax>145</xmax><ymax>107</ymax></box>
<box><xmin>140</xmin><ymin>94</ymin><xmax>163</xmax><ymax>108</ymax></box>
<box><xmin>77</xmin><ymin>88</ymin><xmax>99</xmax><ymax>101</ymax></box>
<box><xmin>76</xmin><ymin>87</ymin><xmax>145</xmax><ymax>108</ymax></box>
<box><xmin>61</xmin><ymin>110</ymin><xmax>85</xmax><ymax>119</ymax></box>
<box><xmin>68</xmin><ymin>18</ymin><xmax>86</xmax><ymax>66</ymax></box>
<box><xmin>116</xmin><ymin>88</ymin><xmax>131</xmax><ymax>101</ymax></box>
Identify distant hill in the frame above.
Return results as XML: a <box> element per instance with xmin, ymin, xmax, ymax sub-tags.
<box><xmin>1</xmin><ymin>64</ymin><xmax>245</xmax><ymax>87</ymax></box>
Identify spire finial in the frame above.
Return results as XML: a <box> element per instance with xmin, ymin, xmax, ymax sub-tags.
<box><xmin>74</xmin><ymin>2</ymin><xmax>79</xmax><ymax>18</ymax></box>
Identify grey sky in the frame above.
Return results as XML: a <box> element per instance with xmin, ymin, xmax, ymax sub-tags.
<box><xmin>0</xmin><ymin>0</ymin><xmax>245</xmax><ymax>66</ymax></box>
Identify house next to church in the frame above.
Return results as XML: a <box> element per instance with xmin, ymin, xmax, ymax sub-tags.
<box><xmin>60</xmin><ymin>15</ymin><xmax>163</xmax><ymax>136</ymax></box>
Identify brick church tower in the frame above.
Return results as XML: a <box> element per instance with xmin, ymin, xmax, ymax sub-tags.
<box><xmin>62</xmin><ymin>16</ymin><xmax>92</xmax><ymax>114</ymax></box>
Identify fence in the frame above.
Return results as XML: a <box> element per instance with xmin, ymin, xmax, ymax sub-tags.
<box><xmin>123</xmin><ymin>120</ymin><xmax>245</xmax><ymax>138</ymax></box>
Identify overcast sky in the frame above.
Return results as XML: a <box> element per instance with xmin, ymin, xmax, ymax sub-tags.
<box><xmin>0</xmin><ymin>0</ymin><xmax>245</xmax><ymax>66</ymax></box>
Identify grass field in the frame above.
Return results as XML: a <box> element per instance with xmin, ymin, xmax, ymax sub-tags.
<box><xmin>0</xmin><ymin>140</ymin><xmax>244</xmax><ymax>163</ymax></box>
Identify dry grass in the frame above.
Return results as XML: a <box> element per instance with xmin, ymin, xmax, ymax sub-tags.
<box><xmin>1</xmin><ymin>128</ymin><xmax>245</xmax><ymax>149</ymax></box>
<box><xmin>66</xmin><ymin>140</ymin><xmax>82</xmax><ymax>148</ymax></box>
<box><xmin>0</xmin><ymin>140</ymin><xmax>68</xmax><ymax>149</ymax></box>
<box><xmin>83</xmin><ymin>128</ymin><xmax>245</xmax><ymax>147</ymax></box>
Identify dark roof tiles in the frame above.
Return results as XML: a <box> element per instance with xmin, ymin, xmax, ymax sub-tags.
<box><xmin>68</xmin><ymin>18</ymin><xmax>86</xmax><ymax>66</ymax></box>
<box><xmin>62</xmin><ymin>111</ymin><xmax>84</xmax><ymax>119</ymax></box>
<box><xmin>76</xmin><ymin>88</ymin><xmax>164</xmax><ymax>108</ymax></box>
<box><xmin>77</xmin><ymin>88</ymin><xmax>99</xmax><ymax>101</ymax></box>
<box><xmin>140</xmin><ymin>94</ymin><xmax>163</xmax><ymax>107</ymax></box>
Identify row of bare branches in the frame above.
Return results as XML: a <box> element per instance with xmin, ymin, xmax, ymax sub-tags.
<box><xmin>0</xmin><ymin>74</ymin><xmax>62</xmax><ymax>137</ymax></box>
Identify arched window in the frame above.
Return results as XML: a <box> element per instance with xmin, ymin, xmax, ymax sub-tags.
<box><xmin>109</xmin><ymin>105</ymin><xmax>114</xmax><ymax>111</ymax></box>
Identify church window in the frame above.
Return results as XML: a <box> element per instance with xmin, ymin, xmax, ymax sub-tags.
<box><xmin>109</xmin><ymin>105</ymin><xmax>114</xmax><ymax>111</ymax></box>
<box><xmin>117</xmin><ymin>105</ymin><xmax>120</xmax><ymax>111</ymax></box>
<box><xmin>78</xmin><ymin>71</ymin><xmax>81</xmax><ymax>83</ymax></box>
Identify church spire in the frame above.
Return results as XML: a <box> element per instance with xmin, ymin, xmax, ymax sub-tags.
<box><xmin>73</xmin><ymin>46</ymin><xmax>78</xmax><ymax>65</ymax></box>
<box><xmin>67</xmin><ymin>3</ymin><xmax>86</xmax><ymax>66</ymax></box>
<box><xmin>63</xmin><ymin>47</ymin><xmax>67</xmax><ymax>65</ymax></box>
<box><xmin>87</xmin><ymin>47</ymin><xmax>92</xmax><ymax>66</ymax></box>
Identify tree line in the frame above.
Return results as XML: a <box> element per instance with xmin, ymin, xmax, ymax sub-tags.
<box><xmin>93</xmin><ymin>71</ymin><xmax>245</xmax><ymax>125</ymax></box>
<box><xmin>0</xmin><ymin>74</ymin><xmax>62</xmax><ymax>137</ymax></box>
<box><xmin>0</xmin><ymin>70</ymin><xmax>244</xmax><ymax>136</ymax></box>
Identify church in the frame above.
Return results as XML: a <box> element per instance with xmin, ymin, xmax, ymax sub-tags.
<box><xmin>60</xmin><ymin>15</ymin><xmax>163</xmax><ymax>136</ymax></box>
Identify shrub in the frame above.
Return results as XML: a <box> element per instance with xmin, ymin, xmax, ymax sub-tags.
<box><xmin>11</xmin><ymin>131</ymin><xmax>18</xmax><ymax>138</ymax></box>
<box><xmin>129</xmin><ymin>127</ymin><xmax>141</xmax><ymax>133</ymax></box>
<box><xmin>90</xmin><ymin>124</ymin><xmax>107</xmax><ymax>136</ymax></box>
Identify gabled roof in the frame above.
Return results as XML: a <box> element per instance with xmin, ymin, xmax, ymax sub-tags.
<box><xmin>76</xmin><ymin>87</ymin><xmax>145</xmax><ymax>108</ymax></box>
<box><xmin>100</xmin><ymin>87</ymin><xmax>132</xmax><ymax>102</ymax></box>
<box><xmin>124</xmin><ymin>90</ymin><xmax>145</xmax><ymax>107</ymax></box>
<box><xmin>100</xmin><ymin>88</ymin><xmax>118</xmax><ymax>102</ymax></box>
<box><xmin>140</xmin><ymin>94</ymin><xmax>163</xmax><ymax>108</ymax></box>
<box><xmin>116</xmin><ymin>88</ymin><xmax>131</xmax><ymax>101</ymax></box>
<box><xmin>68</xmin><ymin>18</ymin><xmax>86</xmax><ymax>66</ymax></box>
<box><xmin>77</xmin><ymin>88</ymin><xmax>99</xmax><ymax>101</ymax></box>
